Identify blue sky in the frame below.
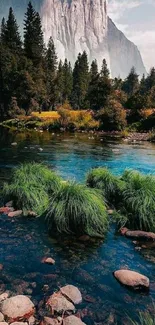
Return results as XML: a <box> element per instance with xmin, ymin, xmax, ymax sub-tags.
<box><xmin>108</xmin><ymin>0</ymin><xmax>155</xmax><ymax>71</ymax></box>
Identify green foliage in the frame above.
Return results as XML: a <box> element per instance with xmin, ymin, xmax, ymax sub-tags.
<box><xmin>97</xmin><ymin>99</ymin><xmax>127</xmax><ymax>131</ymax></box>
<box><xmin>121</xmin><ymin>170</ymin><xmax>155</xmax><ymax>231</ymax></box>
<box><xmin>3</xmin><ymin>163</ymin><xmax>62</xmax><ymax>215</ymax></box>
<box><xmin>46</xmin><ymin>182</ymin><xmax>108</xmax><ymax>236</ymax></box>
<box><xmin>86</xmin><ymin>167</ymin><xmax>125</xmax><ymax>205</ymax></box>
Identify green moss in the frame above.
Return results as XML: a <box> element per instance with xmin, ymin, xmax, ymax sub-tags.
<box><xmin>46</xmin><ymin>182</ymin><xmax>108</xmax><ymax>236</ymax></box>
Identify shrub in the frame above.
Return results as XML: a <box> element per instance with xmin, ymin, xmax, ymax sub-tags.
<box><xmin>86</xmin><ymin>167</ymin><xmax>125</xmax><ymax>206</ymax></box>
<box><xmin>46</xmin><ymin>182</ymin><xmax>108</xmax><ymax>236</ymax></box>
<box><xmin>97</xmin><ymin>99</ymin><xmax>127</xmax><ymax>131</ymax></box>
<box><xmin>121</xmin><ymin>170</ymin><xmax>155</xmax><ymax>231</ymax></box>
<box><xmin>3</xmin><ymin>163</ymin><xmax>62</xmax><ymax>215</ymax></box>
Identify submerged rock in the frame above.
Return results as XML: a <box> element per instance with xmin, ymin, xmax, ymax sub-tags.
<box><xmin>63</xmin><ymin>316</ymin><xmax>86</xmax><ymax>325</ymax></box>
<box><xmin>114</xmin><ymin>270</ymin><xmax>150</xmax><ymax>290</ymax></box>
<box><xmin>42</xmin><ymin>258</ymin><xmax>55</xmax><ymax>265</ymax></box>
<box><xmin>41</xmin><ymin>317</ymin><xmax>59</xmax><ymax>325</ymax></box>
<box><xmin>47</xmin><ymin>292</ymin><xmax>75</xmax><ymax>313</ymax></box>
<box><xmin>0</xmin><ymin>207</ymin><xmax>13</xmax><ymax>214</ymax></box>
<box><xmin>120</xmin><ymin>228</ymin><xmax>155</xmax><ymax>241</ymax></box>
<box><xmin>60</xmin><ymin>285</ymin><xmax>82</xmax><ymax>305</ymax></box>
<box><xmin>0</xmin><ymin>313</ymin><xmax>4</xmax><ymax>322</ymax></box>
<box><xmin>0</xmin><ymin>295</ymin><xmax>35</xmax><ymax>321</ymax></box>
<box><xmin>8</xmin><ymin>210</ymin><xmax>23</xmax><ymax>218</ymax></box>
<box><xmin>0</xmin><ymin>293</ymin><xmax>9</xmax><ymax>303</ymax></box>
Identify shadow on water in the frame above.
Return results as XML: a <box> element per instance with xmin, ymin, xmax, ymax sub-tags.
<box><xmin>0</xmin><ymin>127</ymin><xmax>155</xmax><ymax>324</ymax></box>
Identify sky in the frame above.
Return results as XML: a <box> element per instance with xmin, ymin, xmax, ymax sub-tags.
<box><xmin>108</xmin><ymin>0</ymin><xmax>155</xmax><ymax>71</ymax></box>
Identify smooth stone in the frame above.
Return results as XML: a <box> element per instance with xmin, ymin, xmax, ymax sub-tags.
<box><xmin>46</xmin><ymin>292</ymin><xmax>75</xmax><ymax>313</ymax></box>
<box><xmin>120</xmin><ymin>228</ymin><xmax>155</xmax><ymax>241</ymax></box>
<box><xmin>11</xmin><ymin>323</ymin><xmax>28</xmax><ymax>325</ymax></box>
<box><xmin>0</xmin><ymin>313</ymin><xmax>4</xmax><ymax>322</ymax></box>
<box><xmin>60</xmin><ymin>285</ymin><xmax>82</xmax><ymax>304</ymax></box>
<box><xmin>0</xmin><ymin>293</ymin><xmax>9</xmax><ymax>303</ymax></box>
<box><xmin>28</xmin><ymin>316</ymin><xmax>35</xmax><ymax>325</ymax></box>
<box><xmin>0</xmin><ymin>207</ymin><xmax>13</xmax><ymax>215</ymax></box>
<box><xmin>8</xmin><ymin>210</ymin><xmax>23</xmax><ymax>218</ymax></box>
<box><xmin>0</xmin><ymin>322</ymin><xmax>8</xmax><ymax>325</ymax></box>
<box><xmin>63</xmin><ymin>316</ymin><xmax>86</xmax><ymax>325</ymax></box>
<box><xmin>42</xmin><ymin>317</ymin><xmax>59</xmax><ymax>325</ymax></box>
<box><xmin>11</xmin><ymin>143</ymin><xmax>17</xmax><ymax>146</ymax></box>
<box><xmin>114</xmin><ymin>270</ymin><xmax>150</xmax><ymax>289</ymax></box>
<box><xmin>0</xmin><ymin>265</ymin><xmax>3</xmax><ymax>271</ymax></box>
<box><xmin>43</xmin><ymin>258</ymin><xmax>55</xmax><ymax>265</ymax></box>
<box><xmin>1</xmin><ymin>295</ymin><xmax>35</xmax><ymax>321</ymax></box>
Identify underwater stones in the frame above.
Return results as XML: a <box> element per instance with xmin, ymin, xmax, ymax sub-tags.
<box><xmin>8</xmin><ymin>210</ymin><xmax>23</xmax><ymax>218</ymax></box>
<box><xmin>60</xmin><ymin>285</ymin><xmax>82</xmax><ymax>305</ymax></box>
<box><xmin>120</xmin><ymin>228</ymin><xmax>155</xmax><ymax>241</ymax></box>
<box><xmin>0</xmin><ymin>265</ymin><xmax>3</xmax><ymax>271</ymax></box>
<box><xmin>42</xmin><ymin>258</ymin><xmax>55</xmax><ymax>265</ymax></box>
<box><xmin>0</xmin><ymin>207</ymin><xmax>13</xmax><ymax>214</ymax></box>
<box><xmin>47</xmin><ymin>292</ymin><xmax>75</xmax><ymax>313</ymax></box>
<box><xmin>42</xmin><ymin>317</ymin><xmax>59</xmax><ymax>325</ymax></box>
<box><xmin>114</xmin><ymin>270</ymin><xmax>150</xmax><ymax>290</ymax></box>
<box><xmin>0</xmin><ymin>295</ymin><xmax>35</xmax><ymax>321</ymax></box>
<box><xmin>63</xmin><ymin>316</ymin><xmax>86</xmax><ymax>325</ymax></box>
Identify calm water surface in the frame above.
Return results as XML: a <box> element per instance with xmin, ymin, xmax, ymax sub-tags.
<box><xmin>0</xmin><ymin>127</ymin><xmax>155</xmax><ymax>324</ymax></box>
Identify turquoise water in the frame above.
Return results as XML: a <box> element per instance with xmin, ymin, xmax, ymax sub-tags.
<box><xmin>0</xmin><ymin>128</ymin><xmax>155</xmax><ymax>324</ymax></box>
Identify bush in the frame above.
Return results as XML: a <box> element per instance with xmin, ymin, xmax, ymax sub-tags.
<box><xmin>86</xmin><ymin>167</ymin><xmax>125</xmax><ymax>206</ymax></box>
<box><xmin>121</xmin><ymin>170</ymin><xmax>155</xmax><ymax>231</ymax></box>
<box><xmin>97</xmin><ymin>99</ymin><xmax>127</xmax><ymax>131</ymax></box>
<box><xmin>46</xmin><ymin>182</ymin><xmax>108</xmax><ymax>236</ymax></box>
<box><xmin>3</xmin><ymin>163</ymin><xmax>62</xmax><ymax>215</ymax></box>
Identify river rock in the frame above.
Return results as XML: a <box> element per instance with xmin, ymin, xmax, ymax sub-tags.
<box><xmin>0</xmin><ymin>313</ymin><xmax>4</xmax><ymax>322</ymax></box>
<box><xmin>1</xmin><ymin>295</ymin><xmax>35</xmax><ymax>321</ymax></box>
<box><xmin>63</xmin><ymin>316</ymin><xmax>86</xmax><ymax>325</ymax></box>
<box><xmin>11</xmin><ymin>323</ymin><xmax>28</xmax><ymax>325</ymax></box>
<box><xmin>5</xmin><ymin>201</ymin><xmax>13</xmax><ymax>208</ymax></box>
<box><xmin>120</xmin><ymin>228</ymin><xmax>155</xmax><ymax>241</ymax></box>
<box><xmin>0</xmin><ymin>265</ymin><xmax>3</xmax><ymax>271</ymax></box>
<box><xmin>114</xmin><ymin>270</ymin><xmax>150</xmax><ymax>289</ymax></box>
<box><xmin>43</xmin><ymin>258</ymin><xmax>55</xmax><ymax>265</ymax></box>
<box><xmin>8</xmin><ymin>211</ymin><xmax>23</xmax><ymax>218</ymax></box>
<box><xmin>42</xmin><ymin>317</ymin><xmax>59</xmax><ymax>325</ymax></box>
<box><xmin>60</xmin><ymin>285</ymin><xmax>82</xmax><ymax>305</ymax></box>
<box><xmin>46</xmin><ymin>292</ymin><xmax>75</xmax><ymax>313</ymax></box>
<box><xmin>0</xmin><ymin>322</ymin><xmax>8</xmax><ymax>325</ymax></box>
<box><xmin>0</xmin><ymin>207</ymin><xmax>13</xmax><ymax>215</ymax></box>
<box><xmin>0</xmin><ymin>293</ymin><xmax>9</xmax><ymax>302</ymax></box>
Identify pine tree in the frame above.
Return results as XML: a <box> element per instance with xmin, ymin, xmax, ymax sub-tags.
<box><xmin>72</xmin><ymin>51</ymin><xmax>89</xmax><ymax>109</ymax></box>
<box><xmin>1</xmin><ymin>8</ymin><xmax>22</xmax><ymax>52</ymax></box>
<box><xmin>122</xmin><ymin>67</ymin><xmax>139</xmax><ymax>96</ymax></box>
<box><xmin>24</xmin><ymin>2</ymin><xmax>44</xmax><ymax>65</ymax></box>
<box><xmin>146</xmin><ymin>68</ymin><xmax>155</xmax><ymax>90</ymax></box>
<box><xmin>56</xmin><ymin>60</ymin><xmax>64</xmax><ymax>105</ymax></box>
<box><xmin>101</xmin><ymin>58</ymin><xmax>110</xmax><ymax>78</ymax></box>
<box><xmin>46</xmin><ymin>37</ymin><xmax>57</xmax><ymax>75</ymax></box>
<box><xmin>87</xmin><ymin>60</ymin><xmax>99</xmax><ymax>110</ymax></box>
<box><xmin>62</xmin><ymin>59</ymin><xmax>73</xmax><ymax>102</ymax></box>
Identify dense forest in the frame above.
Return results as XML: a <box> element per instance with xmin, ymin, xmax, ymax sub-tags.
<box><xmin>0</xmin><ymin>1</ymin><xmax>155</xmax><ymax>131</ymax></box>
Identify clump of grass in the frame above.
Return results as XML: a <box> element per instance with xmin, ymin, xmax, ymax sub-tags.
<box><xmin>86</xmin><ymin>167</ymin><xmax>125</xmax><ymax>205</ymax></box>
<box><xmin>130</xmin><ymin>308</ymin><xmax>155</xmax><ymax>325</ymax></box>
<box><xmin>3</xmin><ymin>163</ymin><xmax>62</xmax><ymax>215</ymax></box>
<box><xmin>121</xmin><ymin>170</ymin><xmax>155</xmax><ymax>231</ymax></box>
<box><xmin>46</xmin><ymin>182</ymin><xmax>108</xmax><ymax>236</ymax></box>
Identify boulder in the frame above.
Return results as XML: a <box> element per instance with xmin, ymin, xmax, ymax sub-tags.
<box><xmin>120</xmin><ymin>228</ymin><xmax>155</xmax><ymax>241</ymax></box>
<box><xmin>1</xmin><ymin>295</ymin><xmax>35</xmax><ymax>321</ymax></box>
<box><xmin>46</xmin><ymin>292</ymin><xmax>75</xmax><ymax>313</ymax></box>
<box><xmin>60</xmin><ymin>285</ymin><xmax>82</xmax><ymax>305</ymax></box>
<box><xmin>0</xmin><ymin>313</ymin><xmax>4</xmax><ymax>322</ymax></box>
<box><xmin>114</xmin><ymin>270</ymin><xmax>150</xmax><ymax>290</ymax></box>
<box><xmin>63</xmin><ymin>316</ymin><xmax>86</xmax><ymax>325</ymax></box>
<box><xmin>8</xmin><ymin>211</ymin><xmax>23</xmax><ymax>218</ymax></box>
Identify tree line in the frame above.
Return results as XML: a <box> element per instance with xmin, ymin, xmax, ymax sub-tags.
<box><xmin>0</xmin><ymin>1</ymin><xmax>155</xmax><ymax>130</ymax></box>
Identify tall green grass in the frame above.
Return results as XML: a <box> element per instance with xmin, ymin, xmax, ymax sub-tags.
<box><xmin>3</xmin><ymin>163</ymin><xmax>62</xmax><ymax>215</ymax></box>
<box><xmin>122</xmin><ymin>170</ymin><xmax>155</xmax><ymax>231</ymax></box>
<box><xmin>86</xmin><ymin>167</ymin><xmax>125</xmax><ymax>205</ymax></box>
<box><xmin>130</xmin><ymin>309</ymin><xmax>155</xmax><ymax>325</ymax></box>
<box><xmin>46</xmin><ymin>182</ymin><xmax>108</xmax><ymax>236</ymax></box>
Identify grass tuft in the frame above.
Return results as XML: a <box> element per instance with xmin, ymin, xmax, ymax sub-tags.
<box><xmin>46</xmin><ymin>182</ymin><xmax>108</xmax><ymax>236</ymax></box>
<box><xmin>121</xmin><ymin>170</ymin><xmax>155</xmax><ymax>231</ymax></box>
<box><xmin>3</xmin><ymin>163</ymin><xmax>62</xmax><ymax>215</ymax></box>
<box><xmin>130</xmin><ymin>308</ymin><xmax>155</xmax><ymax>325</ymax></box>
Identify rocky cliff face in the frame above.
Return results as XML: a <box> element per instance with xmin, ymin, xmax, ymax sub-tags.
<box><xmin>41</xmin><ymin>0</ymin><xmax>146</xmax><ymax>78</ymax></box>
